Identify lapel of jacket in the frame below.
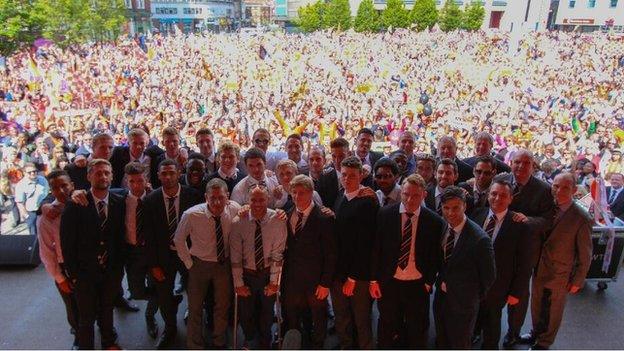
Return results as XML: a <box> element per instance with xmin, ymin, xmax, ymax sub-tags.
<box><xmin>547</xmin><ymin>204</ymin><xmax>576</xmax><ymax>243</ymax></box>
<box><xmin>449</xmin><ymin>221</ymin><xmax>471</xmax><ymax>267</ymax></box>
<box><xmin>494</xmin><ymin>212</ymin><xmax>514</xmax><ymax>248</ymax></box>
<box><xmin>155</xmin><ymin>188</ymin><xmax>166</xmax><ymax>225</ymax></box>
<box><xmin>394</xmin><ymin>204</ymin><xmax>404</xmax><ymax>245</ymax></box>
<box><xmin>87</xmin><ymin>192</ymin><xmax>100</xmax><ymax>230</ymax></box>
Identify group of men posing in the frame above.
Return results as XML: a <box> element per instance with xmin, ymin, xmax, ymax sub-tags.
<box><xmin>37</xmin><ymin>125</ymin><xmax>593</xmax><ymax>350</ymax></box>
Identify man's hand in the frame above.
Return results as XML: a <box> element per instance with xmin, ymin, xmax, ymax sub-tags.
<box><xmin>342</xmin><ymin>279</ymin><xmax>356</xmax><ymax>297</ymax></box>
<box><xmin>357</xmin><ymin>186</ymin><xmax>377</xmax><ymax>201</ymax></box>
<box><xmin>58</xmin><ymin>278</ymin><xmax>73</xmax><ymax>294</ymax></box>
<box><xmin>275</xmin><ymin>208</ymin><xmax>287</xmax><ymax>221</ymax></box>
<box><xmin>265</xmin><ymin>170</ymin><xmax>275</xmax><ymax>178</ymax></box>
<box><xmin>315</xmin><ymin>285</ymin><xmax>330</xmax><ymax>300</ymax></box>
<box><xmin>512</xmin><ymin>211</ymin><xmax>529</xmax><ymax>223</ymax></box>
<box><xmin>320</xmin><ymin>206</ymin><xmax>335</xmax><ymax>217</ymax></box>
<box><xmin>235</xmin><ymin>286</ymin><xmax>251</xmax><ymax>297</ymax></box>
<box><xmin>441</xmin><ymin>282</ymin><xmax>447</xmax><ymax>293</ymax></box>
<box><xmin>361</xmin><ymin>165</ymin><xmax>371</xmax><ymax>180</ymax></box>
<box><xmin>42</xmin><ymin>203</ymin><xmax>62</xmax><ymax>220</ymax></box>
<box><xmin>71</xmin><ymin>190</ymin><xmax>89</xmax><ymax>207</ymax></box>
<box><xmin>425</xmin><ymin>284</ymin><xmax>432</xmax><ymax>294</ymax></box>
<box><xmin>568</xmin><ymin>285</ymin><xmax>580</xmax><ymax>294</ymax></box>
<box><xmin>507</xmin><ymin>295</ymin><xmax>520</xmax><ymax>305</ymax></box>
<box><xmin>369</xmin><ymin>281</ymin><xmax>382</xmax><ymax>299</ymax></box>
<box><xmin>273</xmin><ymin>185</ymin><xmax>284</xmax><ymax>200</ymax></box>
<box><xmin>238</xmin><ymin>204</ymin><xmax>250</xmax><ymax>217</ymax></box>
<box><xmin>151</xmin><ymin>267</ymin><xmax>166</xmax><ymax>282</ymax></box>
<box><xmin>264</xmin><ymin>283</ymin><xmax>279</xmax><ymax>296</ymax></box>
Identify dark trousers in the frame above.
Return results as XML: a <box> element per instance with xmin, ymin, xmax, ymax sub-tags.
<box><xmin>26</xmin><ymin>210</ymin><xmax>37</xmax><ymax>235</ymax></box>
<box><xmin>55</xmin><ymin>281</ymin><xmax>79</xmax><ymax>340</ymax></box>
<box><xmin>74</xmin><ymin>270</ymin><xmax>122</xmax><ymax>349</ymax></box>
<box><xmin>433</xmin><ymin>290</ymin><xmax>478</xmax><ymax>350</ymax></box>
<box><xmin>125</xmin><ymin>245</ymin><xmax>158</xmax><ymax>318</ymax></box>
<box><xmin>378</xmin><ymin>278</ymin><xmax>430</xmax><ymax>349</ymax></box>
<box><xmin>283</xmin><ymin>287</ymin><xmax>328</xmax><ymax>349</ymax></box>
<box><xmin>239</xmin><ymin>270</ymin><xmax>275</xmax><ymax>349</ymax></box>
<box><xmin>474</xmin><ymin>300</ymin><xmax>504</xmax><ymax>349</ymax></box>
<box><xmin>330</xmin><ymin>279</ymin><xmax>373</xmax><ymax>349</ymax></box>
<box><xmin>154</xmin><ymin>251</ymin><xmax>186</xmax><ymax>333</ymax></box>
<box><xmin>508</xmin><ymin>233</ymin><xmax>542</xmax><ymax>337</ymax></box>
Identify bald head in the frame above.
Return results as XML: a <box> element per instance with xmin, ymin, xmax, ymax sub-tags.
<box><xmin>552</xmin><ymin>172</ymin><xmax>577</xmax><ymax>206</ymax></box>
<box><xmin>511</xmin><ymin>149</ymin><xmax>535</xmax><ymax>184</ymax></box>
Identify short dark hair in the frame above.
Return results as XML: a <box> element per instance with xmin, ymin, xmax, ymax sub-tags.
<box><xmin>87</xmin><ymin>159</ymin><xmax>112</xmax><ymax>174</ymax></box>
<box><xmin>440</xmin><ymin>186</ymin><xmax>466</xmax><ymax>204</ymax></box>
<box><xmin>158</xmin><ymin>158</ymin><xmax>178</xmax><ymax>171</ymax></box>
<box><xmin>373</xmin><ymin>157</ymin><xmax>399</xmax><ymax>176</ymax></box>
<box><xmin>195</xmin><ymin>128</ymin><xmax>213</xmax><ymax>138</ymax></box>
<box><xmin>244</xmin><ymin>147</ymin><xmax>266</xmax><ymax>164</ymax></box>
<box><xmin>491</xmin><ymin>179</ymin><xmax>513</xmax><ymax>194</ymax></box>
<box><xmin>46</xmin><ymin>169</ymin><xmax>70</xmax><ymax>182</ymax></box>
<box><xmin>286</xmin><ymin>133</ymin><xmax>302</xmax><ymax>143</ymax></box>
<box><xmin>253</xmin><ymin>128</ymin><xmax>270</xmax><ymax>138</ymax></box>
<box><xmin>389</xmin><ymin>150</ymin><xmax>407</xmax><ymax>159</ymax></box>
<box><xmin>475</xmin><ymin>155</ymin><xmax>497</xmax><ymax>171</ymax></box>
<box><xmin>330</xmin><ymin>137</ymin><xmax>350</xmax><ymax>149</ymax></box>
<box><xmin>124</xmin><ymin>162</ymin><xmax>147</xmax><ymax>175</ymax></box>
<box><xmin>437</xmin><ymin>158</ymin><xmax>458</xmax><ymax>174</ymax></box>
<box><xmin>357</xmin><ymin>128</ymin><xmax>374</xmax><ymax>138</ymax></box>
<box><xmin>188</xmin><ymin>152</ymin><xmax>207</xmax><ymax>161</ymax></box>
<box><xmin>341</xmin><ymin>156</ymin><xmax>363</xmax><ymax>171</ymax></box>
<box><xmin>206</xmin><ymin>177</ymin><xmax>228</xmax><ymax>194</ymax></box>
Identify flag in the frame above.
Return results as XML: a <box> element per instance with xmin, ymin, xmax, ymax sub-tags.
<box><xmin>591</xmin><ymin>177</ymin><xmax>616</xmax><ymax>273</ymax></box>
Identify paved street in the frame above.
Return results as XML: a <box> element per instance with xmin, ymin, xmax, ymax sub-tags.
<box><xmin>0</xmin><ymin>263</ymin><xmax>623</xmax><ymax>349</ymax></box>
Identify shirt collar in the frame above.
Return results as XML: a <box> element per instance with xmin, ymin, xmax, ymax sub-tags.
<box><xmin>345</xmin><ymin>185</ymin><xmax>363</xmax><ymax>201</ymax></box>
<box><xmin>218</xmin><ymin>167</ymin><xmax>238</xmax><ymax>179</ymax></box>
<box><xmin>399</xmin><ymin>202</ymin><xmax>421</xmax><ymax>217</ymax></box>
<box><xmin>164</xmin><ymin>184</ymin><xmax>181</xmax><ymax>200</ymax></box>
<box><xmin>249</xmin><ymin>209</ymin><xmax>272</xmax><ymax>223</ymax></box>
<box><xmin>91</xmin><ymin>191</ymin><xmax>109</xmax><ymax>205</ymax></box>
<box><xmin>128</xmin><ymin>190</ymin><xmax>147</xmax><ymax>201</ymax></box>
<box><xmin>557</xmin><ymin>200</ymin><xmax>573</xmax><ymax>213</ymax></box>
<box><xmin>488</xmin><ymin>208</ymin><xmax>507</xmax><ymax>222</ymax></box>
<box><xmin>295</xmin><ymin>201</ymin><xmax>315</xmax><ymax>216</ymax></box>
<box><xmin>435</xmin><ymin>186</ymin><xmax>444</xmax><ymax>197</ymax></box>
<box><xmin>451</xmin><ymin>215</ymin><xmax>467</xmax><ymax>234</ymax></box>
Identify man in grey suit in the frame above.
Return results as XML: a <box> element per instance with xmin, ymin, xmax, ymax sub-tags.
<box><xmin>522</xmin><ymin>173</ymin><xmax>592</xmax><ymax>350</ymax></box>
<box><xmin>434</xmin><ymin>186</ymin><xmax>496</xmax><ymax>349</ymax></box>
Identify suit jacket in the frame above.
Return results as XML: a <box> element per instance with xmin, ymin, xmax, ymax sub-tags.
<box><xmin>60</xmin><ymin>191</ymin><xmax>126</xmax><ymax>280</ymax></box>
<box><xmin>436</xmin><ymin>218</ymin><xmax>496</xmax><ymax>314</ymax></box>
<box><xmin>318</xmin><ymin>167</ymin><xmax>340</xmax><ymax>208</ymax></box>
<box><xmin>144</xmin><ymin>186</ymin><xmax>203</xmax><ymax>270</ymax></box>
<box><xmin>64</xmin><ymin>162</ymin><xmax>90</xmax><ymax>191</ymax></box>
<box><xmin>455</xmin><ymin>157</ymin><xmax>474</xmax><ymax>183</ymax></box>
<box><xmin>458</xmin><ymin>182</ymin><xmax>489</xmax><ymax>212</ymax></box>
<box><xmin>146</xmin><ymin>145</ymin><xmax>165</xmax><ymax>187</ymax></box>
<box><xmin>535</xmin><ymin>202</ymin><xmax>593</xmax><ymax>289</ymax></box>
<box><xmin>371</xmin><ymin>203</ymin><xmax>446</xmax><ymax>286</ymax></box>
<box><xmin>607</xmin><ymin>186</ymin><xmax>624</xmax><ymax>219</ymax></box>
<box><xmin>425</xmin><ymin>183</ymin><xmax>474</xmax><ymax>215</ymax></box>
<box><xmin>110</xmin><ymin>146</ymin><xmax>131</xmax><ymax>188</ymax></box>
<box><xmin>368</xmin><ymin>151</ymin><xmax>384</xmax><ymax>168</ymax></box>
<box><xmin>206</xmin><ymin>169</ymin><xmax>247</xmax><ymax>195</ymax></box>
<box><xmin>470</xmin><ymin>208</ymin><xmax>532</xmax><ymax>306</ymax></box>
<box><xmin>463</xmin><ymin>155</ymin><xmax>511</xmax><ymax>174</ymax></box>
<box><xmin>283</xmin><ymin>205</ymin><xmax>337</xmax><ymax>293</ymax></box>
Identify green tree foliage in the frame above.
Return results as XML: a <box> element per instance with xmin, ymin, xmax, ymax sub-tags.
<box><xmin>353</xmin><ymin>0</ymin><xmax>380</xmax><ymax>32</ymax></box>
<box><xmin>461</xmin><ymin>1</ymin><xmax>485</xmax><ymax>31</ymax></box>
<box><xmin>297</xmin><ymin>1</ymin><xmax>325</xmax><ymax>32</ymax></box>
<box><xmin>323</xmin><ymin>0</ymin><xmax>352</xmax><ymax>30</ymax></box>
<box><xmin>381</xmin><ymin>0</ymin><xmax>411</xmax><ymax>29</ymax></box>
<box><xmin>410</xmin><ymin>0</ymin><xmax>438</xmax><ymax>31</ymax></box>
<box><xmin>0</xmin><ymin>0</ymin><xmax>46</xmax><ymax>56</ymax></box>
<box><xmin>438</xmin><ymin>0</ymin><xmax>462</xmax><ymax>32</ymax></box>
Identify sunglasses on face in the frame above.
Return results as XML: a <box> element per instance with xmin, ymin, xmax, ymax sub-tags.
<box><xmin>474</xmin><ymin>170</ymin><xmax>493</xmax><ymax>176</ymax></box>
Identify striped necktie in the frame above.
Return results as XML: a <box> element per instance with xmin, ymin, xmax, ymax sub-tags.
<box><xmin>97</xmin><ymin>200</ymin><xmax>107</xmax><ymax>232</ymax></box>
<box><xmin>294</xmin><ymin>211</ymin><xmax>304</xmax><ymax>235</ymax></box>
<box><xmin>214</xmin><ymin>216</ymin><xmax>225</xmax><ymax>263</ymax></box>
<box><xmin>444</xmin><ymin>228</ymin><xmax>456</xmax><ymax>263</ymax></box>
<box><xmin>254</xmin><ymin>220</ymin><xmax>264</xmax><ymax>270</ymax></box>
<box><xmin>484</xmin><ymin>214</ymin><xmax>497</xmax><ymax>239</ymax></box>
<box><xmin>398</xmin><ymin>212</ymin><xmax>414</xmax><ymax>269</ymax></box>
<box><xmin>167</xmin><ymin>196</ymin><xmax>177</xmax><ymax>244</ymax></box>
<box><xmin>136</xmin><ymin>198</ymin><xmax>145</xmax><ymax>245</ymax></box>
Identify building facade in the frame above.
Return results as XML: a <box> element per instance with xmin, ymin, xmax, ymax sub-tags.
<box><xmin>150</xmin><ymin>0</ymin><xmax>241</xmax><ymax>33</ymax></box>
<box><xmin>125</xmin><ymin>0</ymin><xmax>152</xmax><ymax>35</ymax></box>
<box><xmin>554</xmin><ymin>0</ymin><xmax>623</xmax><ymax>32</ymax></box>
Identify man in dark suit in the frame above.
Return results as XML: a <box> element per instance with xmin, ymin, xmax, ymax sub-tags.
<box><xmin>463</xmin><ymin>132</ymin><xmax>511</xmax><ymax>174</ymax></box>
<box><xmin>370</xmin><ymin>174</ymin><xmax>446</xmax><ymax>348</ymax></box>
<box><xmin>470</xmin><ymin>179</ymin><xmax>532</xmax><ymax>349</ymax></box>
<box><xmin>458</xmin><ymin>155</ymin><xmax>498</xmax><ymax>211</ymax></box>
<box><xmin>60</xmin><ymin>159</ymin><xmax>126</xmax><ymax>349</ymax></box>
<box><xmin>193</xmin><ymin>128</ymin><xmax>218</xmax><ymax>174</ymax></box>
<box><xmin>283</xmin><ymin>175</ymin><xmax>337</xmax><ymax>348</ymax></box>
<box><xmin>110</xmin><ymin>128</ymin><xmax>151</xmax><ymax>189</ymax></box>
<box><xmin>318</xmin><ymin>137</ymin><xmax>350</xmax><ymax>208</ymax></box>
<box><xmin>65</xmin><ymin>132</ymin><xmax>115</xmax><ymax>191</ymax></box>
<box><xmin>144</xmin><ymin>158</ymin><xmax>203</xmax><ymax>348</ymax></box>
<box><xmin>607</xmin><ymin>172</ymin><xmax>624</xmax><ymax>219</ymax></box>
<box><xmin>434</xmin><ymin>186</ymin><xmax>496</xmax><ymax>349</ymax></box>
<box><xmin>495</xmin><ymin>149</ymin><xmax>555</xmax><ymax>347</ymax></box>
<box><xmin>179</xmin><ymin>156</ymin><xmax>208</xmax><ymax>193</ymax></box>
<box><xmin>149</xmin><ymin>127</ymin><xmax>188</xmax><ymax>188</ymax></box>
<box><xmin>353</xmin><ymin>128</ymin><xmax>384</xmax><ymax>170</ymax></box>
<box><xmin>206</xmin><ymin>140</ymin><xmax>246</xmax><ymax>195</ymax></box>
<box><xmin>425</xmin><ymin>158</ymin><xmax>473</xmax><ymax>215</ymax></box>
<box><xmin>436</xmin><ymin>136</ymin><xmax>473</xmax><ymax>183</ymax></box>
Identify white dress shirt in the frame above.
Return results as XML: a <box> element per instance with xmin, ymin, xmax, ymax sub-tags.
<box><xmin>162</xmin><ymin>184</ymin><xmax>181</xmax><ymax>222</ymax></box>
<box><xmin>483</xmin><ymin>209</ymin><xmax>507</xmax><ymax>242</ymax></box>
<box><xmin>442</xmin><ymin>215</ymin><xmax>467</xmax><ymax>250</ymax></box>
<box><xmin>376</xmin><ymin>183</ymin><xmax>401</xmax><ymax>206</ymax></box>
<box><xmin>230</xmin><ymin>174</ymin><xmax>279</xmax><ymax>207</ymax></box>
<box><xmin>125</xmin><ymin>191</ymin><xmax>147</xmax><ymax>245</ymax></box>
<box><xmin>394</xmin><ymin>203</ymin><xmax>423</xmax><ymax>281</ymax></box>
<box><xmin>92</xmin><ymin>191</ymin><xmax>109</xmax><ymax>218</ymax></box>
<box><xmin>289</xmin><ymin>201</ymin><xmax>315</xmax><ymax>233</ymax></box>
<box><xmin>37</xmin><ymin>200</ymin><xmax>66</xmax><ymax>283</ymax></box>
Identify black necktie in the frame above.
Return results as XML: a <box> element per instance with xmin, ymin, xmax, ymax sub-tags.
<box><xmin>96</xmin><ymin>200</ymin><xmax>108</xmax><ymax>267</ymax></box>
<box><xmin>383</xmin><ymin>196</ymin><xmax>390</xmax><ymax>206</ymax></box>
<box><xmin>136</xmin><ymin>198</ymin><xmax>144</xmax><ymax>246</ymax></box>
<box><xmin>398</xmin><ymin>212</ymin><xmax>414</xmax><ymax>269</ymax></box>
<box><xmin>609</xmin><ymin>190</ymin><xmax>618</xmax><ymax>204</ymax></box>
<box><xmin>97</xmin><ymin>200</ymin><xmax>107</xmax><ymax>232</ymax></box>
<box><xmin>513</xmin><ymin>183</ymin><xmax>523</xmax><ymax>197</ymax></box>
<box><xmin>283</xmin><ymin>194</ymin><xmax>295</xmax><ymax>212</ymax></box>
<box><xmin>167</xmin><ymin>196</ymin><xmax>177</xmax><ymax>245</ymax></box>
<box><xmin>214</xmin><ymin>216</ymin><xmax>225</xmax><ymax>263</ymax></box>
<box><xmin>484</xmin><ymin>214</ymin><xmax>496</xmax><ymax>238</ymax></box>
<box><xmin>444</xmin><ymin>228</ymin><xmax>456</xmax><ymax>263</ymax></box>
<box><xmin>254</xmin><ymin>220</ymin><xmax>264</xmax><ymax>270</ymax></box>
<box><xmin>294</xmin><ymin>211</ymin><xmax>304</xmax><ymax>235</ymax></box>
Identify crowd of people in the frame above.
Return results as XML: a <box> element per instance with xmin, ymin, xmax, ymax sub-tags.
<box><xmin>0</xmin><ymin>27</ymin><xmax>623</xmax><ymax>350</ymax></box>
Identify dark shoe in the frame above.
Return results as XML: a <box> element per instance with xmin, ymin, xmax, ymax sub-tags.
<box><xmin>529</xmin><ymin>343</ymin><xmax>549</xmax><ymax>350</ymax></box>
<box><xmin>502</xmin><ymin>333</ymin><xmax>519</xmax><ymax>349</ymax></box>
<box><xmin>112</xmin><ymin>327</ymin><xmax>118</xmax><ymax>342</ymax></box>
<box><xmin>156</xmin><ymin>332</ymin><xmax>176</xmax><ymax>349</ymax></box>
<box><xmin>116</xmin><ymin>296</ymin><xmax>140</xmax><ymax>312</ymax></box>
<box><xmin>472</xmin><ymin>334</ymin><xmax>482</xmax><ymax>345</ymax></box>
<box><xmin>173</xmin><ymin>294</ymin><xmax>183</xmax><ymax>305</ymax></box>
<box><xmin>174</xmin><ymin>286</ymin><xmax>185</xmax><ymax>294</ymax></box>
<box><xmin>184</xmin><ymin>309</ymin><xmax>189</xmax><ymax>325</ymax></box>
<box><xmin>146</xmin><ymin>316</ymin><xmax>159</xmax><ymax>339</ymax></box>
<box><xmin>519</xmin><ymin>333</ymin><xmax>536</xmax><ymax>344</ymax></box>
<box><xmin>71</xmin><ymin>338</ymin><xmax>79</xmax><ymax>350</ymax></box>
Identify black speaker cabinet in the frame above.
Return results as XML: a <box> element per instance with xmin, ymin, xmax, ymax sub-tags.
<box><xmin>0</xmin><ymin>235</ymin><xmax>41</xmax><ymax>266</ymax></box>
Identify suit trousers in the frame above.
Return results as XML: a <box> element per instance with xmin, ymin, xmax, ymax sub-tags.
<box><xmin>55</xmin><ymin>281</ymin><xmax>79</xmax><ymax>339</ymax></box>
<box><xmin>530</xmin><ymin>279</ymin><xmax>568</xmax><ymax>348</ymax></box>
<box><xmin>155</xmin><ymin>250</ymin><xmax>186</xmax><ymax>333</ymax></box>
<box><xmin>186</xmin><ymin>257</ymin><xmax>232</xmax><ymax>349</ymax></box>
<box><xmin>74</xmin><ymin>270</ymin><xmax>122</xmax><ymax>349</ymax></box>
<box><xmin>433</xmin><ymin>290</ymin><xmax>478</xmax><ymax>350</ymax></box>
<box><xmin>239</xmin><ymin>270</ymin><xmax>276</xmax><ymax>349</ymax></box>
<box><xmin>378</xmin><ymin>278</ymin><xmax>430</xmax><ymax>349</ymax></box>
<box><xmin>474</xmin><ymin>300</ymin><xmax>504</xmax><ymax>349</ymax></box>
<box><xmin>283</xmin><ymin>286</ymin><xmax>328</xmax><ymax>349</ymax></box>
<box><xmin>125</xmin><ymin>245</ymin><xmax>158</xmax><ymax>318</ymax></box>
<box><xmin>330</xmin><ymin>279</ymin><xmax>373</xmax><ymax>349</ymax></box>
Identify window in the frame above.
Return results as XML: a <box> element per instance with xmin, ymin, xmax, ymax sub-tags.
<box><xmin>137</xmin><ymin>0</ymin><xmax>144</xmax><ymax>9</ymax></box>
<box><xmin>569</xmin><ymin>0</ymin><xmax>575</xmax><ymax>7</ymax></box>
<box><xmin>588</xmin><ymin>0</ymin><xmax>596</xmax><ymax>7</ymax></box>
<box><xmin>124</xmin><ymin>0</ymin><xmax>132</xmax><ymax>8</ymax></box>
<box><xmin>611</xmin><ymin>0</ymin><xmax>618</xmax><ymax>7</ymax></box>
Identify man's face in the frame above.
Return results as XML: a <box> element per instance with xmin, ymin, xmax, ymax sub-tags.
<box><xmin>277</xmin><ymin>166</ymin><xmax>296</xmax><ymax>188</ymax></box>
<box><xmin>186</xmin><ymin>160</ymin><xmax>205</xmax><ymax>186</ymax></box>
<box><xmin>308</xmin><ymin>149</ymin><xmax>325</xmax><ymax>173</ymax></box>
<box><xmin>331</xmin><ymin>146</ymin><xmax>349</xmax><ymax>170</ymax></box>
<box><xmin>416</xmin><ymin>160</ymin><xmax>434</xmax><ymax>182</ymax></box>
<box><xmin>438</xmin><ymin>140</ymin><xmax>456</xmax><ymax>159</ymax></box>
<box><xmin>158</xmin><ymin>165</ymin><xmax>180</xmax><ymax>189</ymax></box>
<box><xmin>286</xmin><ymin>138</ymin><xmax>302</xmax><ymax>162</ymax></box>
<box><xmin>206</xmin><ymin>187</ymin><xmax>228</xmax><ymax>215</ymax></box>
<box><xmin>88</xmin><ymin>164</ymin><xmax>113</xmax><ymax>190</ymax></box>
<box><xmin>391</xmin><ymin>154</ymin><xmax>408</xmax><ymax>173</ymax></box>
<box><xmin>475</xmin><ymin>138</ymin><xmax>492</xmax><ymax>157</ymax></box>
<box><xmin>196</xmin><ymin>134</ymin><xmax>214</xmax><ymax>156</ymax></box>
<box><xmin>511</xmin><ymin>154</ymin><xmax>534</xmax><ymax>183</ymax></box>
<box><xmin>127</xmin><ymin>173</ymin><xmax>147</xmax><ymax>197</ymax></box>
<box><xmin>474</xmin><ymin>161</ymin><xmax>496</xmax><ymax>190</ymax></box>
<box><xmin>246</xmin><ymin>157</ymin><xmax>266</xmax><ymax>180</ymax></box>
<box><xmin>436</xmin><ymin>164</ymin><xmax>458</xmax><ymax>188</ymax></box>
<box><xmin>399</xmin><ymin>134</ymin><xmax>415</xmax><ymax>156</ymax></box>
<box><xmin>374</xmin><ymin>166</ymin><xmax>397</xmax><ymax>193</ymax></box>
<box><xmin>441</xmin><ymin>197</ymin><xmax>466</xmax><ymax>227</ymax></box>
<box><xmin>249</xmin><ymin>188</ymin><xmax>269</xmax><ymax>217</ymax></box>
<box><xmin>93</xmin><ymin>138</ymin><xmax>114</xmax><ymax>160</ymax></box>
<box><xmin>25</xmin><ymin>167</ymin><xmax>37</xmax><ymax>180</ymax></box>
<box><xmin>340</xmin><ymin>166</ymin><xmax>362</xmax><ymax>191</ymax></box>
<box><xmin>82</xmin><ymin>134</ymin><xmax>93</xmax><ymax>147</ymax></box>
<box><xmin>129</xmin><ymin>134</ymin><xmax>148</xmax><ymax>156</ymax></box>
<box><xmin>488</xmin><ymin>183</ymin><xmax>512</xmax><ymax>213</ymax></box>
<box><xmin>400</xmin><ymin>182</ymin><xmax>426</xmax><ymax>213</ymax></box>
<box><xmin>551</xmin><ymin>175</ymin><xmax>576</xmax><ymax>205</ymax></box>
<box><xmin>50</xmin><ymin>176</ymin><xmax>74</xmax><ymax>203</ymax></box>
<box><xmin>253</xmin><ymin>131</ymin><xmax>271</xmax><ymax>152</ymax></box>
<box><xmin>611</xmin><ymin>174</ymin><xmax>623</xmax><ymax>189</ymax></box>
<box><xmin>163</xmin><ymin>134</ymin><xmax>180</xmax><ymax>155</ymax></box>
<box><xmin>219</xmin><ymin>149</ymin><xmax>238</xmax><ymax>171</ymax></box>
<box><xmin>356</xmin><ymin>133</ymin><xmax>374</xmax><ymax>156</ymax></box>
<box><xmin>291</xmin><ymin>184</ymin><xmax>313</xmax><ymax>210</ymax></box>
